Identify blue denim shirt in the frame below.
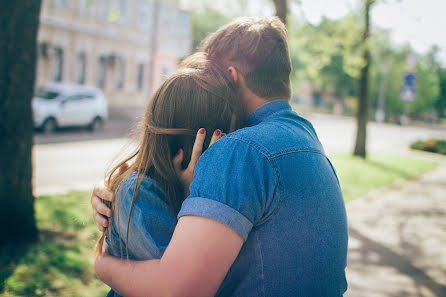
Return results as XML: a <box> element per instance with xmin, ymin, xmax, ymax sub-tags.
<box><xmin>178</xmin><ymin>99</ymin><xmax>349</xmax><ymax>296</ymax></box>
<box><xmin>105</xmin><ymin>172</ymin><xmax>177</xmax><ymax>297</ymax></box>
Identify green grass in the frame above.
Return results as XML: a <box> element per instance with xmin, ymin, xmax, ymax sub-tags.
<box><xmin>0</xmin><ymin>192</ymin><xmax>109</xmax><ymax>297</ymax></box>
<box><xmin>0</xmin><ymin>153</ymin><xmax>438</xmax><ymax>296</ymax></box>
<box><xmin>330</xmin><ymin>153</ymin><xmax>438</xmax><ymax>202</ymax></box>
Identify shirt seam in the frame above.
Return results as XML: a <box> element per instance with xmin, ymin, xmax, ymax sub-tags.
<box><xmin>223</xmin><ymin>135</ymin><xmax>272</xmax><ymax>158</ymax></box>
<box><xmin>256</xmin><ymin>231</ymin><xmax>266</xmax><ymax>297</ymax></box>
<box><xmin>267</xmin><ymin>148</ymin><xmax>326</xmax><ymax>159</ymax></box>
<box><xmin>222</xmin><ymin>136</ymin><xmax>282</xmax><ymax>226</ymax></box>
<box><xmin>245</xmin><ymin>99</ymin><xmax>290</xmax><ymax>126</ymax></box>
<box><xmin>178</xmin><ymin>197</ymin><xmax>253</xmax><ymax>241</ymax></box>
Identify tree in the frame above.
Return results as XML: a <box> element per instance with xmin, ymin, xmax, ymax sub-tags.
<box><xmin>436</xmin><ymin>69</ymin><xmax>446</xmax><ymax>118</ymax></box>
<box><xmin>0</xmin><ymin>1</ymin><xmax>41</xmax><ymax>245</ymax></box>
<box><xmin>191</xmin><ymin>7</ymin><xmax>230</xmax><ymax>50</ymax></box>
<box><xmin>288</xmin><ymin>16</ymin><xmax>362</xmax><ymax>107</ymax></box>
<box><xmin>273</xmin><ymin>0</ymin><xmax>288</xmax><ymax>25</ymax></box>
<box><xmin>353</xmin><ymin>0</ymin><xmax>375</xmax><ymax>158</ymax></box>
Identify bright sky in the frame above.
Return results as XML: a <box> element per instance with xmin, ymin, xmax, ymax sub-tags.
<box><xmin>180</xmin><ymin>0</ymin><xmax>446</xmax><ymax>64</ymax></box>
<box><xmin>297</xmin><ymin>0</ymin><xmax>446</xmax><ymax>63</ymax></box>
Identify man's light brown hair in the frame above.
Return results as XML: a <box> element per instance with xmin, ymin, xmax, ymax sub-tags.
<box><xmin>202</xmin><ymin>16</ymin><xmax>292</xmax><ymax>100</ymax></box>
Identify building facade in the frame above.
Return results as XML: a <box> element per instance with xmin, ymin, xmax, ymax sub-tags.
<box><xmin>36</xmin><ymin>0</ymin><xmax>192</xmax><ymax>107</ymax></box>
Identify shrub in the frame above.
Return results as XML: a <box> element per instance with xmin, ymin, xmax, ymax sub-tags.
<box><xmin>410</xmin><ymin>139</ymin><xmax>446</xmax><ymax>155</ymax></box>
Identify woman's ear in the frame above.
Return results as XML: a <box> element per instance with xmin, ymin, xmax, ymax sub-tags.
<box><xmin>227</xmin><ymin>66</ymin><xmax>239</xmax><ymax>83</ymax></box>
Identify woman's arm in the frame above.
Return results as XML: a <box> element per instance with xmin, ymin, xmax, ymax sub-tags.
<box><xmin>95</xmin><ymin>215</ymin><xmax>243</xmax><ymax>297</ymax></box>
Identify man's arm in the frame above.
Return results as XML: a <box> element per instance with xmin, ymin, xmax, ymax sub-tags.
<box><xmin>90</xmin><ymin>129</ymin><xmax>221</xmax><ymax>232</ymax></box>
<box><xmin>95</xmin><ymin>215</ymin><xmax>243</xmax><ymax>297</ymax></box>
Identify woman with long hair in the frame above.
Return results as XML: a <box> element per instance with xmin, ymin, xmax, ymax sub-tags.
<box><xmin>95</xmin><ymin>53</ymin><xmax>244</xmax><ymax>296</ymax></box>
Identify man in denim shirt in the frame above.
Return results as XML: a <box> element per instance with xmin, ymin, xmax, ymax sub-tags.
<box><xmin>92</xmin><ymin>17</ymin><xmax>348</xmax><ymax>297</ymax></box>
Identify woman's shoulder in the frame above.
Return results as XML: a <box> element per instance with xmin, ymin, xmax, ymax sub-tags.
<box><xmin>120</xmin><ymin>171</ymin><xmax>164</xmax><ymax>196</ymax></box>
<box><xmin>116</xmin><ymin>171</ymin><xmax>167</xmax><ymax>209</ymax></box>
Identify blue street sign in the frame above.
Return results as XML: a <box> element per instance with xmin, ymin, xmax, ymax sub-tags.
<box><xmin>401</xmin><ymin>72</ymin><xmax>416</xmax><ymax>102</ymax></box>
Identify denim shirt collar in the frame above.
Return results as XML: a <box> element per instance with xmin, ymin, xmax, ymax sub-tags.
<box><xmin>245</xmin><ymin>99</ymin><xmax>291</xmax><ymax>127</ymax></box>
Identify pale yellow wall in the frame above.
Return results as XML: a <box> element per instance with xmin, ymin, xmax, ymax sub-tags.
<box><xmin>36</xmin><ymin>0</ymin><xmax>191</xmax><ymax>108</ymax></box>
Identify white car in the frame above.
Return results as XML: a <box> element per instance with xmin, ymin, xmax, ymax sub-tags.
<box><xmin>33</xmin><ymin>83</ymin><xmax>108</xmax><ymax>133</ymax></box>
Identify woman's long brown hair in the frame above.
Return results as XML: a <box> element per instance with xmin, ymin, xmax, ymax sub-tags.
<box><xmin>96</xmin><ymin>53</ymin><xmax>244</xmax><ymax>257</ymax></box>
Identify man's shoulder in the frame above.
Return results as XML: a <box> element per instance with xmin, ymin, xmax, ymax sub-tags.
<box><xmin>219</xmin><ymin>114</ymin><xmax>323</xmax><ymax>158</ymax></box>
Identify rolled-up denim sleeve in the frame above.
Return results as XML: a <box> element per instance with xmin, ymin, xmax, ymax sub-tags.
<box><xmin>177</xmin><ymin>137</ymin><xmax>277</xmax><ymax>241</ymax></box>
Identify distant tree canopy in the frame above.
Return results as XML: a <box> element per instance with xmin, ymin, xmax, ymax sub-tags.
<box><xmin>189</xmin><ymin>1</ymin><xmax>446</xmax><ymax>121</ymax></box>
<box><xmin>190</xmin><ymin>7</ymin><xmax>230</xmax><ymax>50</ymax></box>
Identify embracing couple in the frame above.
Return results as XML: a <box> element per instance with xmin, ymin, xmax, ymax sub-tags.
<box><xmin>91</xmin><ymin>17</ymin><xmax>348</xmax><ymax>297</ymax></box>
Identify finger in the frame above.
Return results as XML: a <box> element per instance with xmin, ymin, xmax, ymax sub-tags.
<box><xmin>189</xmin><ymin>128</ymin><xmax>206</xmax><ymax>169</ymax></box>
<box><xmin>102</xmin><ymin>242</ymin><xmax>110</xmax><ymax>254</ymax></box>
<box><xmin>92</xmin><ymin>195</ymin><xmax>112</xmax><ymax>217</ymax></box>
<box><xmin>173</xmin><ymin>149</ymin><xmax>184</xmax><ymax>175</ymax></box>
<box><xmin>118</xmin><ymin>162</ymin><xmax>129</xmax><ymax>174</ymax></box>
<box><xmin>96</xmin><ymin>221</ymin><xmax>105</xmax><ymax>232</ymax></box>
<box><xmin>94</xmin><ymin>210</ymin><xmax>109</xmax><ymax>228</ymax></box>
<box><xmin>222</xmin><ymin>133</ymin><xmax>227</xmax><ymax>137</ymax></box>
<box><xmin>209</xmin><ymin>129</ymin><xmax>222</xmax><ymax>147</ymax></box>
<box><xmin>93</xmin><ymin>183</ymin><xmax>113</xmax><ymax>202</ymax></box>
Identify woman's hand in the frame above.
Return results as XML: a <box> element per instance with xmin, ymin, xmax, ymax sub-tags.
<box><xmin>173</xmin><ymin>128</ymin><xmax>224</xmax><ymax>196</ymax></box>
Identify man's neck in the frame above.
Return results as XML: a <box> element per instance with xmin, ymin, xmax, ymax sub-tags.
<box><xmin>240</xmin><ymin>88</ymin><xmax>269</xmax><ymax>115</ymax></box>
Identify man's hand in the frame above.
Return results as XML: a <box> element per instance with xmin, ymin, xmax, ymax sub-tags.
<box><xmin>173</xmin><ymin>128</ymin><xmax>223</xmax><ymax>196</ymax></box>
<box><xmin>91</xmin><ymin>163</ymin><xmax>128</xmax><ymax>232</ymax></box>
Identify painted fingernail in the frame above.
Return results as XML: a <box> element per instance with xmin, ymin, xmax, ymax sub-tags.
<box><xmin>199</xmin><ymin>128</ymin><xmax>205</xmax><ymax>134</ymax></box>
<box><xmin>215</xmin><ymin>129</ymin><xmax>221</xmax><ymax>136</ymax></box>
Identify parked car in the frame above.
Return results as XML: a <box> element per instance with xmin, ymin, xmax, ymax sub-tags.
<box><xmin>32</xmin><ymin>83</ymin><xmax>108</xmax><ymax>133</ymax></box>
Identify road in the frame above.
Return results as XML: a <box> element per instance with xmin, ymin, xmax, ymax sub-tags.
<box><xmin>345</xmin><ymin>159</ymin><xmax>446</xmax><ymax>297</ymax></box>
<box><xmin>33</xmin><ymin>111</ymin><xmax>445</xmax><ymax>195</ymax></box>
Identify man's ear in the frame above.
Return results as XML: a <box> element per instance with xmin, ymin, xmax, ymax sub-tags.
<box><xmin>227</xmin><ymin>66</ymin><xmax>239</xmax><ymax>83</ymax></box>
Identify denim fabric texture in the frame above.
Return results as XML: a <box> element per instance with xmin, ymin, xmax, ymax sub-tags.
<box><xmin>178</xmin><ymin>99</ymin><xmax>349</xmax><ymax>297</ymax></box>
<box><xmin>105</xmin><ymin>171</ymin><xmax>177</xmax><ymax>297</ymax></box>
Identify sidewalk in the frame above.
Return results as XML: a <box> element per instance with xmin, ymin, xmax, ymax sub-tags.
<box><xmin>345</xmin><ymin>158</ymin><xmax>446</xmax><ymax>297</ymax></box>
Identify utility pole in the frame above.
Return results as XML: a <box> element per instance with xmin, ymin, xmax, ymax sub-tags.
<box><xmin>375</xmin><ymin>56</ymin><xmax>390</xmax><ymax>123</ymax></box>
<box><xmin>148</xmin><ymin>0</ymin><xmax>160</xmax><ymax>94</ymax></box>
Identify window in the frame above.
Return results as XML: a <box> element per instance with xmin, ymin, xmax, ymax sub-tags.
<box><xmin>160</xmin><ymin>65</ymin><xmax>169</xmax><ymax>82</ymax></box>
<box><xmin>115</xmin><ymin>57</ymin><xmax>125</xmax><ymax>89</ymax></box>
<box><xmin>38</xmin><ymin>42</ymin><xmax>49</xmax><ymax>59</ymax></box>
<box><xmin>83</xmin><ymin>93</ymin><xmax>96</xmax><ymax>100</ymax></box>
<box><xmin>97</xmin><ymin>56</ymin><xmax>107</xmax><ymax>89</ymax></box>
<box><xmin>52</xmin><ymin>47</ymin><xmax>64</xmax><ymax>82</ymax></box>
<box><xmin>35</xmin><ymin>88</ymin><xmax>60</xmax><ymax>100</ymax></box>
<box><xmin>120</xmin><ymin>0</ymin><xmax>127</xmax><ymax>20</ymax></box>
<box><xmin>79</xmin><ymin>0</ymin><xmax>94</xmax><ymax>17</ymax></box>
<box><xmin>137</xmin><ymin>63</ymin><xmax>144</xmax><ymax>91</ymax></box>
<box><xmin>178</xmin><ymin>11</ymin><xmax>190</xmax><ymax>36</ymax></box>
<box><xmin>63</xmin><ymin>94</ymin><xmax>84</xmax><ymax>103</ymax></box>
<box><xmin>55</xmin><ymin>0</ymin><xmax>69</xmax><ymax>9</ymax></box>
<box><xmin>139</xmin><ymin>0</ymin><xmax>151</xmax><ymax>30</ymax></box>
<box><xmin>75</xmin><ymin>52</ymin><xmax>87</xmax><ymax>84</ymax></box>
<box><xmin>99</xmin><ymin>0</ymin><xmax>110</xmax><ymax>20</ymax></box>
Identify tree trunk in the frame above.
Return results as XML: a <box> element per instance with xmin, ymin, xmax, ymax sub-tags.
<box><xmin>273</xmin><ymin>0</ymin><xmax>288</xmax><ymax>26</ymax></box>
<box><xmin>353</xmin><ymin>0</ymin><xmax>373</xmax><ymax>158</ymax></box>
<box><xmin>0</xmin><ymin>0</ymin><xmax>41</xmax><ymax>245</ymax></box>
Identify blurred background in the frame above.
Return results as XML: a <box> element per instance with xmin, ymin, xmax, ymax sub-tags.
<box><xmin>1</xmin><ymin>0</ymin><xmax>445</xmax><ymax>296</ymax></box>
